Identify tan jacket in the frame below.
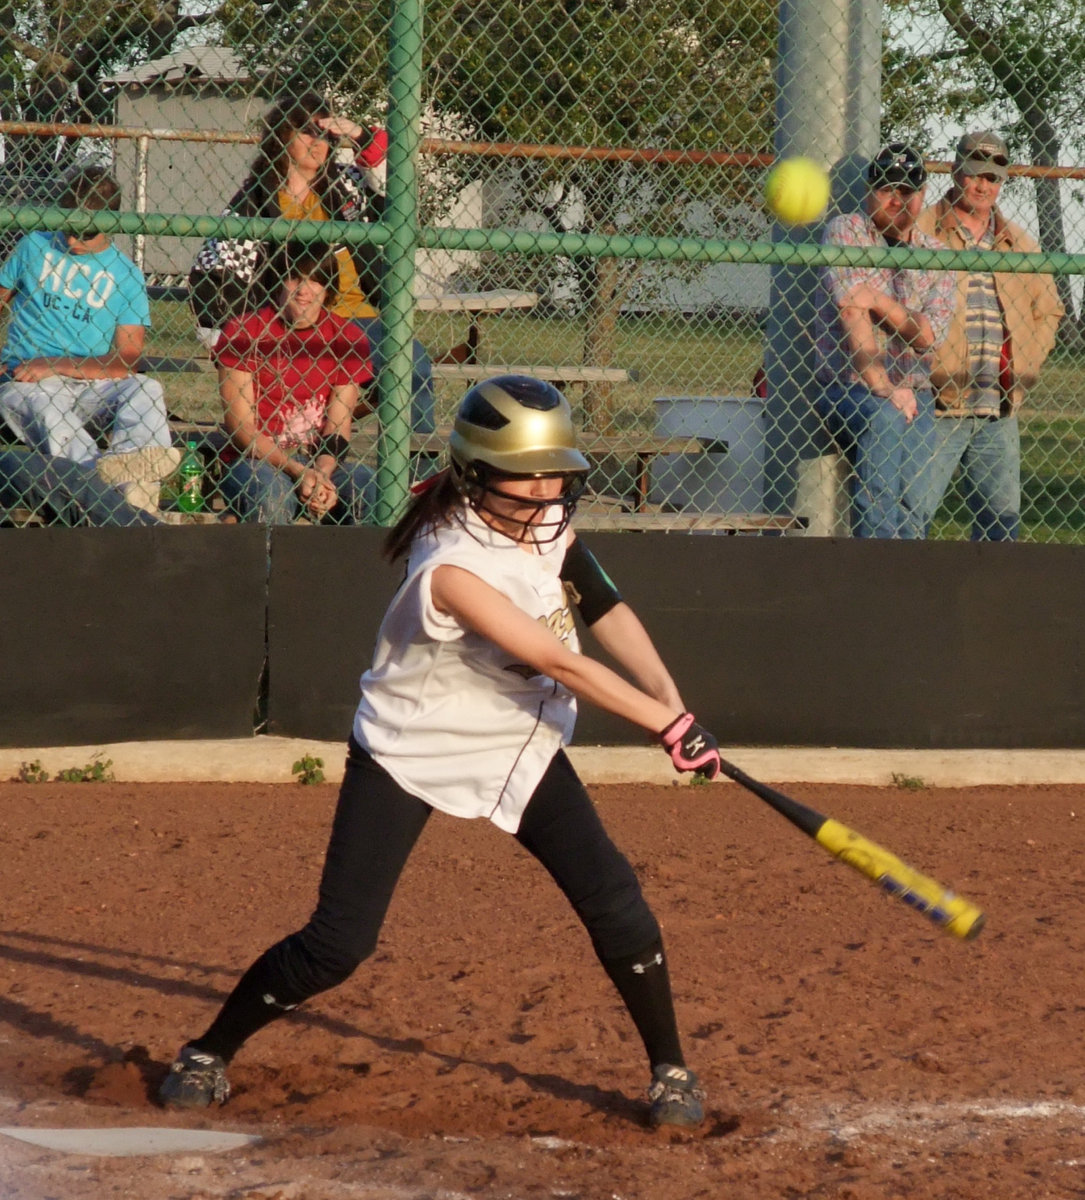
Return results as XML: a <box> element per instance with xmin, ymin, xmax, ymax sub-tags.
<box><xmin>915</xmin><ymin>198</ymin><xmax>1063</xmax><ymax>414</ymax></box>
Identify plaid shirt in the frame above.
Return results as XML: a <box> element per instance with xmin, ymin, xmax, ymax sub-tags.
<box><xmin>813</xmin><ymin>212</ymin><xmax>956</xmax><ymax>391</ymax></box>
<box><xmin>958</xmin><ymin>218</ymin><xmax>1003</xmax><ymax>415</ymax></box>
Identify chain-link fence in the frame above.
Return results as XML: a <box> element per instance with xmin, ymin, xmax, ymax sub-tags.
<box><xmin>0</xmin><ymin>0</ymin><xmax>1082</xmax><ymax>539</ymax></box>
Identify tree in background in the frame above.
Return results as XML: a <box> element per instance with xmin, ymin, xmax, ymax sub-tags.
<box><xmin>1</xmin><ymin>0</ymin><xmax>776</xmax><ymax>420</ymax></box>
<box><xmin>5</xmin><ymin>0</ymin><xmax>1079</xmax><ymax>344</ymax></box>
<box><xmin>220</xmin><ymin>0</ymin><xmax>776</xmax><ymax>424</ymax></box>
<box><xmin>0</xmin><ymin>0</ymin><xmax>220</xmax><ymax>179</ymax></box>
<box><xmin>884</xmin><ymin>0</ymin><xmax>1085</xmax><ymax>329</ymax></box>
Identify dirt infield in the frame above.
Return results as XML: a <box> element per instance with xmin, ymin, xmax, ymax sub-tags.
<box><xmin>1</xmin><ymin>778</ymin><xmax>1083</xmax><ymax>1199</ymax></box>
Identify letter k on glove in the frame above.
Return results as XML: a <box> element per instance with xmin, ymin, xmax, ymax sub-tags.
<box><xmin>660</xmin><ymin>712</ymin><xmax>721</xmax><ymax>780</ymax></box>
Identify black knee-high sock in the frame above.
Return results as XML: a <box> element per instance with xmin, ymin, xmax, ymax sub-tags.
<box><xmin>600</xmin><ymin>936</ymin><xmax>684</xmax><ymax>1069</ymax></box>
<box><xmin>188</xmin><ymin>950</ymin><xmax>300</xmax><ymax>1063</ymax></box>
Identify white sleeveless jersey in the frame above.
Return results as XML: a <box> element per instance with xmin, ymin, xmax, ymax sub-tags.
<box><xmin>353</xmin><ymin>504</ymin><xmax>579</xmax><ymax>832</ymax></box>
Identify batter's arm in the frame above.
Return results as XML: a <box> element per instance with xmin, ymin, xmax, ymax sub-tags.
<box><xmin>431</xmin><ymin>564</ymin><xmax>681</xmax><ymax>734</ymax></box>
<box><xmin>560</xmin><ymin>534</ymin><xmax>684</xmax><ymax>709</ymax></box>
<box><xmin>588</xmin><ymin>603</ymin><xmax>685</xmax><ymax>712</ymax></box>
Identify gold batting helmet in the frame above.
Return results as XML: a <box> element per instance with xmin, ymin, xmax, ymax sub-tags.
<box><xmin>449</xmin><ymin>375</ymin><xmax>589</xmax><ymax>541</ymax></box>
<box><xmin>450</xmin><ymin>375</ymin><xmax>590</xmax><ymax>478</ymax></box>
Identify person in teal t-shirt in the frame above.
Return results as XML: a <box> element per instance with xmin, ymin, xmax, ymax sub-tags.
<box><xmin>0</xmin><ymin>167</ymin><xmax>175</xmax><ymax>520</ymax></box>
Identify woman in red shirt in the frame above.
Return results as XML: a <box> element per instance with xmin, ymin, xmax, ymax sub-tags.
<box><xmin>214</xmin><ymin>245</ymin><xmax>376</xmax><ymax>523</ymax></box>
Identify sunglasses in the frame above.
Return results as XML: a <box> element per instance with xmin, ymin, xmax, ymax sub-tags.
<box><xmin>302</xmin><ymin>121</ymin><xmax>336</xmax><ymax>144</ymax></box>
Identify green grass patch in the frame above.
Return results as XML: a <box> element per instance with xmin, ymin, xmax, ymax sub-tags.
<box><xmin>53</xmin><ymin>755</ymin><xmax>115</xmax><ymax>783</ymax></box>
<box><xmin>292</xmin><ymin>754</ymin><xmax>326</xmax><ymax>785</ymax></box>
<box><xmin>13</xmin><ymin>759</ymin><xmax>49</xmax><ymax>783</ymax></box>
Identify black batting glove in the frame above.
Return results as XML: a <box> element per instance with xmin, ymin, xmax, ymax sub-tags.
<box><xmin>659</xmin><ymin>712</ymin><xmax>721</xmax><ymax>780</ymax></box>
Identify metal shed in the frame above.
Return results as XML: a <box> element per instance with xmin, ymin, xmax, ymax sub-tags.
<box><xmin>107</xmin><ymin>46</ymin><xmax>266</xmax><ymax>277</ymax></box>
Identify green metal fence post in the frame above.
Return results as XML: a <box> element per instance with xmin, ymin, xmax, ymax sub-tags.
<box><xmin>763</xmin><ymin>0</ymin><xmax>883</xmax><ymax>533</ymax></box>
<box><xmin>376</xmin><ymin>0</ymin><xmax>425</xmax><ymax>525</ymax></box>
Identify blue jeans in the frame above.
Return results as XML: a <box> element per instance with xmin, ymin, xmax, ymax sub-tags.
<box><xmin>907</xmin><ymin>414</ymin><xmax>1020</xmax><ymax>541</ymax></box>
<box><xmin>0</xmin><ymin>447</ymin><xmax>158</xmax><ymax>526</ymax></box>
<box><xmin>352</xmin><ymin>317</ymin><xmax>436</xmax><ymax>434</ymax></box>
<box><xmin>219</xmin><ymin>456</ymin><xmax>377</xmax><ymax>525</ymax></box>
<box><xmin>0</xmin><ymin>375</ymin><xmax>172</xmax><ymax>464</ymax></box>
<box><xmin>815</xmin><ymin>382</ymin><xmax>934</xmax><ymax>539</ymax></box>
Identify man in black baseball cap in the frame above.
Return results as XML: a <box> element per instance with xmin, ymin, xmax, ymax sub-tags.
<box><xmin>867</xmin><ymin>142</ymin><xmax>929</xmax><ymax>193</ymax></box>
<box><xmin>810</xmin><ymin>141</ymin><xmax>955</xmax><ymax>537</ymax></box>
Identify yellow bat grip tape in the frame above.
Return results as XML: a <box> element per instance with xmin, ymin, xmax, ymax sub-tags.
<box><xmin>816</xmin><ymin>819</ymin><xmax>985</xmax><ymax>940</ymax></box>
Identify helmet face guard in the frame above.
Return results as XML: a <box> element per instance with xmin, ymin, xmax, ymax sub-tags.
<box><xmin>456</xmin><ymin>461</ymin><xmax>587</xmax><ymax>543</ymax></box>
<box><xmin>449</xmin><ymin>375</ymin><xmax>590</xmax><ymax>543</ymax></box>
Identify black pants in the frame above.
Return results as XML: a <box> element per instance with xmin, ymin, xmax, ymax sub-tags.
<box><xmin>193</xmin><ymin>740</ymin><xmax>681</xmax><ymax>1067</ymax></box>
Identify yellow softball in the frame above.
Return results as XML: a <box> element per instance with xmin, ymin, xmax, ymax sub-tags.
<box><xmin>764</xmin><ymin>157</ymin><xmax>830</xmax><ymax>226</ymax></box>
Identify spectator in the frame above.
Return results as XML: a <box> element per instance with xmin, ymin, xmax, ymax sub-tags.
<box><xmin>812</xmin><ymin>143</ymin><xmax>956</xmax><ymax>538</ymax></box>
<box><xmin>0</xmin><ymin>446</ymin><xmax>160</xmax><ymax>526</ymax></box>
<box><xmin>0</xmin><ymin>166</ymin><xmax>176</xmax><ymax>520</ymax></box>
<box><xmin>189</xmin><ymin>91</ymin><xmax>436</xmax><ymax>439</ymax></box>
<box><xmin>912</xmin><ymin>131</ymin><xmax>1064</xmax><ymax>540</ymax></box>
<box><xmin>213</xmin><ymin>244</ymin><xmax>376</xmax><ymax>524</ymax></box>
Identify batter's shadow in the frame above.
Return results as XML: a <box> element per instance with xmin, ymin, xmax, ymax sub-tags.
<box><xmin>0</xmin><ymin>930</ymin><xmax>736</xmax><ymax>1131</ymax></box>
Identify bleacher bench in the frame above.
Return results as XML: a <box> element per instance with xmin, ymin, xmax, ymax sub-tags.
<box><xmin>574</xmin><ymin>511</ymin><xmax>806</xmax><ymax>535</ymax></box>
<box><xmin>432</xmin><ymin>362</ymin><xmax>635</xmax><ymax>389</ymax></box>
<box><xmin>143</xmin><ymin>357</ymin><xmax>636</xmax><ymax>393</ymax></box>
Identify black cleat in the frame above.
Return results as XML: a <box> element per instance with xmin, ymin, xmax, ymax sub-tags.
<box><xmin>158</xmin><ymin>1045</ymin><xmax>231</xmax><ymax>1109</ymax></box>
<box><xmin>647</xmin><ymin>1063</ymin><xmax>705</xmax><ymax>1128</ymax></box>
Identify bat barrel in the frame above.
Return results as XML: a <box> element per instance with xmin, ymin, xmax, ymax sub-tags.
<box><xmin>877</xmin><ymin>876</ymin><xmax>985</xmax><ymax>940</ymax></box>
<box><xmin>721</xmin><ymin>763</ymin><xmax>987</xmax><ymax>942</ymax></box>
<box><xmin>816</xmin><ymin>819</ymin><xmax>986</xmax><ymax>941</ymax></box>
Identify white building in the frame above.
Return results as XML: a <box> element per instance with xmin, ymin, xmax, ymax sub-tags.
<box><xmin>107</xmin><ymin>46</ymin><xmax>267</xmax><ymax>278</ymax></box>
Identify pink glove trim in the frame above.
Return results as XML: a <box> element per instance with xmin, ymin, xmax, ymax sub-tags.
<box><xmin>660</xmin><ymin>711</ymin><xmax>721</xmax><ymax>779</ymax></box>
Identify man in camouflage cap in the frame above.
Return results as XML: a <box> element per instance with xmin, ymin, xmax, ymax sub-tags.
<box><xmin>912</xmin><ymin>131</ymin><xmax>1063</xmax><ymax>540</ymax></box>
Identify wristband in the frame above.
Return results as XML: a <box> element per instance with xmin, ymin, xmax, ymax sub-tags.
<box><xmin>316</xmin><ymin>433</ymin><xmax>351</xmax><ymax>463</ymax></box>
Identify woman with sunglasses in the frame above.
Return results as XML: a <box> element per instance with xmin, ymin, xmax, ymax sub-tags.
<box><xmin>190</xmin><ymin>91</ymin><xmax>436</xmax><ymax>439</ymax></box>
<box><xmin>159</xmin><ymin>375</ymin><xmax>721</xmax><ymax>1130</ymax></box>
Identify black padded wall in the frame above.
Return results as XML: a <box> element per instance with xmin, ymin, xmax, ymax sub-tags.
<box><xmin>571</xmin><ymin>535</ymin><xmax>1084</xmax><ymax>748</ymax></box>
<box><xmin>5</xmin><ymin>529</ymin><xmax>1080</xmax><ymax>749</ymax></box>
<box><xmin>0</xmin><ymin>526</ymin><xmax>267</xmax><ymax>746</ymax></box>
<box><xmin>267</xmin><ymin>532</ymin><xmax>1084</xmax><ymax>749</ymax></box>
<box><xmin>266</xmin><ymin>526</ymin><xmax>399</xmax><ymax>741</ymax></box>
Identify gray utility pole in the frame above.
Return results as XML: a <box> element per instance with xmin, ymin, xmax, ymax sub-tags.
<box><xmin>762</xmin><ymin>0</ymin><xmax>881</xmax><ymax>535</ymax></box>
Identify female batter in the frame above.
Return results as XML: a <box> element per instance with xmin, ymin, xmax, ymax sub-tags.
<box><xmin>158</xmin><ymin>375</ymin><xmax>721</xmax><ymax>1129</ymax></box>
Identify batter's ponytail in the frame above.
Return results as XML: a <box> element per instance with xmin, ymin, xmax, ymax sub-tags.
<box><xmin>384</xmin><ymin>470</ymin><xmax>461</xmax><ymax>561</ymax></box>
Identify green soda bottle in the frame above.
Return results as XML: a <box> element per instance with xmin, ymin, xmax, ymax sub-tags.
<box><xmin>176</xmin><ymin>440</ymin><xmax>205</xmax><ymax>513</ymax></box>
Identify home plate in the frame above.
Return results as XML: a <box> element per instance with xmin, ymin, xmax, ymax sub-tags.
<box><xmin>0</xmin><ymin>1126</ymin><xmax>260</xmax><ymax>1157</ymax></box>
